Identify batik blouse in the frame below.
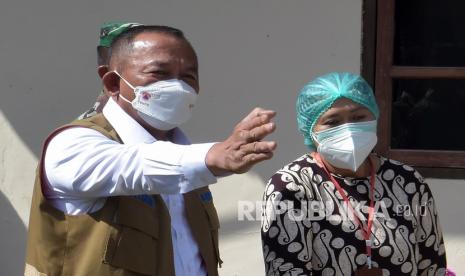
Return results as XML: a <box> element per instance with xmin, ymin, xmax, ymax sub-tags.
<box><xmin>261</xmin><ymin>153</ymin><xmax>446</xmax><ymax>276</ymax></box>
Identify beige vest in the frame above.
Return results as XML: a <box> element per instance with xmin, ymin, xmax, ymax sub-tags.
<box><xmin>25</xmin><ymin>114</ymin><xmax>222</xmax><ymax>276</ymax></box>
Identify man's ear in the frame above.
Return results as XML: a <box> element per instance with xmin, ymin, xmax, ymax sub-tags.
<box><xmin>102</xmin><ymin>71</ymin><xmax>120</xmax><ymax>97</ymax></box>
<box><xmin>97</xmin><ymin>65</ymin><xmax>109</xmax><ymax>79</ymax></box>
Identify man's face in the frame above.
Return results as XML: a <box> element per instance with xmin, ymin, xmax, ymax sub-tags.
<box><xmin>111</xmin><ymin>32</ymin><xmax>199</xmax><ymax>125</ymax></box>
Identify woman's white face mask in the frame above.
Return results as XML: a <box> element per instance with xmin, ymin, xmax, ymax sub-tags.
<box><xmin>115</xmin><ymin>71</ymin><xmax>198</xmax><ymax>130</ymax></box>
<box><xmin>312</xmin><ymin>120</ymin><xmax>378</xmax><ymax>172</ymax></box>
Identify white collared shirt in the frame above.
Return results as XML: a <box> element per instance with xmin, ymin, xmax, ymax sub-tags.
<box><xmin>44</xmin><ymin>98</ymin><xmax>216</xmax><ymax>276</ymax></box>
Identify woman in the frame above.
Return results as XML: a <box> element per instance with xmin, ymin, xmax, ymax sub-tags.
<box><xmin>261</xmin><ymin>72</ymin><xmax>447</xmax><ymax>276</ymax></box>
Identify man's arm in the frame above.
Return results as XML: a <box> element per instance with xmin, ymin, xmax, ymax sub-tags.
<box><xmin>44</xmin><ymin>127</ymin><xmax>217</xmax><ymax>198</ymax></box>
<box><xmin>45</xmin><ymin>107</ymin><xmax>277</xmax><ymax>199</ymax></box>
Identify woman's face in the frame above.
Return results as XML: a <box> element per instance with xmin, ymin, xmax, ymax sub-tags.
<box><xmin>313</xmin><ymin>98</ymin><xmax>375</xmax><ymax>133</ymax></box>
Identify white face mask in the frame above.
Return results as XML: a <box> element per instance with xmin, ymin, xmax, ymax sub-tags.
<box><xmin>312</xmin><ymin>120</ymin><xmax>378</xmax><ymax>172</ymax></box>
<box><xmin>115</xmin><ymin>71</ymin><xmax>198</xmax><ymax>130</ymax></box>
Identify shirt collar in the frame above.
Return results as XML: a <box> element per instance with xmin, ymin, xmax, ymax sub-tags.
<box><xmin>102</xmin><ymin>97</ymin><xmax>190</xmax><ymax>146</ymax></box>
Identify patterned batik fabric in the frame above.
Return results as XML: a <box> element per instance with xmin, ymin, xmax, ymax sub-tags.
<box><xmin>261</xmin><ymin>154</ymin><xmax>446</xmax><ymax>276</ymax></box>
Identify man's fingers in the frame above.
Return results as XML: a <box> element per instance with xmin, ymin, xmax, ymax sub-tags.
<box><xmin>250</xmin><ymin>122</ymin><xmax>276</xmax><ymax>141</ymax></box>
<box><xmin>241</xmin><ymin>107</ymin><xmax>271</xmax><ymax>122</ymax></box>
<box><xmin>207</xmin><ymin>107</ymin><xmax>277</xmax><ymax>176</ymax></box>
<box><xmin>243</xmin><ymin>152</ymin><xmax>274</xmax><ymax>166</ymax></box>
<box><xmin>238</xmin><ymin>122</ymin><xmax>276</xmax><ymax>142</ymax></box>
<box><xmin>241</xmin><ymin>141</ymin><xmax>277</xmax><ymax>155</ymax></box>
<box><xmin>241</xmin><ymin>107</ymin><xmax>276</xmax><ymax>122</ymax></box>
<box><xmin>239</xmin><ymin>109</ymin><xmax>276</xmax><ymax>130</ymax></box>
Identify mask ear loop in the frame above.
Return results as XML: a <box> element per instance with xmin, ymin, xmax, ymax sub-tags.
<box><xmin>311</xmin><ymin>131</ymin><xmax>320</xmax><ymax>145</ymax></box>
<box><xmin>113</xmin><ymin>71</ymin><xmax>135</xmax><ymax>90</ymax></box>
<box><xmin>113</xmin><ymin>71</ymin><xmax>135</xmax><ymax>104</ymax></box>
<box><xmin>310</xmin><ymin>129</ymin><xmax>323</xmax><ymax>161</ymax></box>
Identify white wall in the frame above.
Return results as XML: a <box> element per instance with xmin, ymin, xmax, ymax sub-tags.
<box><xmin>0</xmin><ymin>0</ymin><xmax>463</xmax><ymax>275</ymax></box>
<box><xmin>428</xmin><ymin>179</ymin><xmax>465</xmax><ymax>275</ymax></box>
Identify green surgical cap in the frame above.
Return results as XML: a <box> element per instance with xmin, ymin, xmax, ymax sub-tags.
<box><xmin>99</xmin><ymin>22</ymin><xmax>142</xmax><ymax>47</ymax></box>
<box><xmin>296</xmin><ymin>72</ymin><xmax>380</xmax><ymax>149</ymax></box>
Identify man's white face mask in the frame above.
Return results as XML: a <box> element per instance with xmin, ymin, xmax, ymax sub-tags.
<box><xmin>312</xmin><ymin>120</ymin><xmax>378</xmax><ymax>172</ymax></box>
<box><xmin>115</xmin><ymin>71</ymin><xmax>198</xmax><ymax>130</ymax></box>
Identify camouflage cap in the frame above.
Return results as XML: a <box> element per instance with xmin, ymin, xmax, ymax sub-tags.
<box><xmin>99</xmin><ymin>22</ymin><xmax>142</xmax><ymax>47</ymax></box>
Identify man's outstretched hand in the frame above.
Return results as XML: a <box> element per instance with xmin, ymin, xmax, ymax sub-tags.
<box><xmin>206</xmin><ymin>107</ymin><xmax>277</xmax><ymax>176</ymax></box>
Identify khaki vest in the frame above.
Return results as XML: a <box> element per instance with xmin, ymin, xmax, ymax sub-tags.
<box><xmin>25</xmin><ymin>114</ymin><xmax>222</xmax><ymax>276</ymax></box>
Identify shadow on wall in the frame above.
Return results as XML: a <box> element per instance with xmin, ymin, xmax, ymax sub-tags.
<box><xmin>0</xmin><ymin>191</ymin><xmax>27</xmax><ymax>275</ymax></box>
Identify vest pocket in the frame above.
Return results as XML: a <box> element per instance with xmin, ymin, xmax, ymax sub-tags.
<box><xmin>103</xmin><ymin>196</ymin><xmax>159</xmax><ymax>275</ymax></box>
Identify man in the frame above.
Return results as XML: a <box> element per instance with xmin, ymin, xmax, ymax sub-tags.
<box><xmin>78</xmin><ymin>22</ymin><xmax>141</xmax><ymax>120</ymax></box>
<box><xmin>25</xmin><ymin>25</ymin><xmax>277</xmax><ymax>276</ymax></box>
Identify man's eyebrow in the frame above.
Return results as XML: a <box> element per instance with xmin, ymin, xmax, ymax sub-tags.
<box><xmin>145</xmin><ymin>61</ymin><xmax>171</xmax><ymax>67</ymax></box>
<box><xmin>143</xmin><ymin>61</ymin><xmax>197</xmax><ymax>70</ymax></box>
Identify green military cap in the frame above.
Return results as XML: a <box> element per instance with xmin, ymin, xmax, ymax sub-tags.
<box><xmin>99</xmin><ymin>22</ymin><xmax>142</xmax><ymax>47</ymax></box>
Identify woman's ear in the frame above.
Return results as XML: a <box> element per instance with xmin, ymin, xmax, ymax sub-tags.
<box><xmin>102</xmin><ymin>71</ymin><xmax>120</xmax><ymax>97</ymax></box>
<box><xmin>97</xmin><ymin>65</ymin><xmax>109</xmax><ymax>79</ymax></box>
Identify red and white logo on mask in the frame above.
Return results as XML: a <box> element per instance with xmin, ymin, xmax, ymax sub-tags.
<box><xmin>142</xmin><ymin>91</ymin><xmax>151</xmax><ymax>101</ymax></box>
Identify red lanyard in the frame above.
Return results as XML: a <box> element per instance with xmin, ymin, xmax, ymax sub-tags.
<box><xmin>315</xmin><ymin>153</ymin><xmax>376</xmax><ymax>268</ymax></box>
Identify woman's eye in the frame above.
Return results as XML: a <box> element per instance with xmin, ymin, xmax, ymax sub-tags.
<box><xmin>324</xmin><ymin>120</ymin><xmax>339</xmax><ymax>126</ymax></box>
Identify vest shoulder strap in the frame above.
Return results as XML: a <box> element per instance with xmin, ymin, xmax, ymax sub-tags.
<box><xmin>68</xmin><ymin>114</ymin><xmax>122</xmax><ymax>143</ymax></box>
